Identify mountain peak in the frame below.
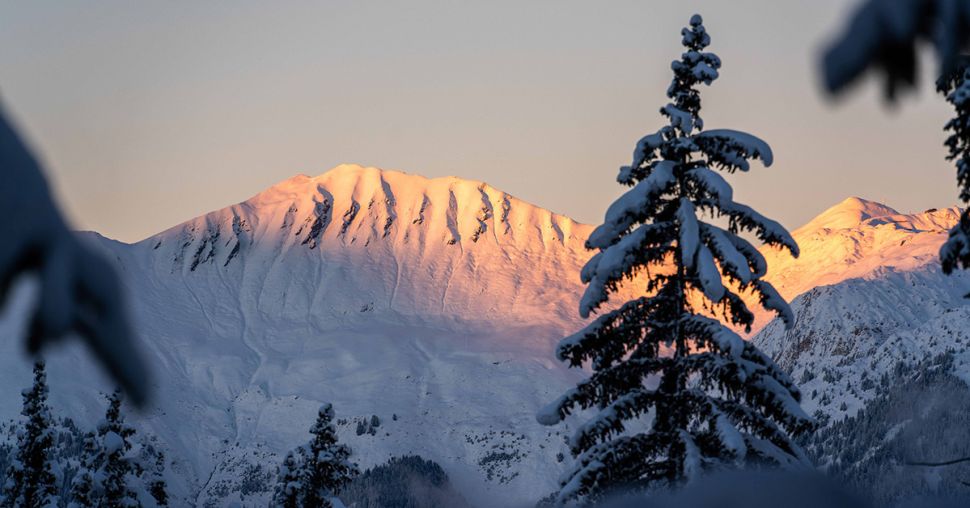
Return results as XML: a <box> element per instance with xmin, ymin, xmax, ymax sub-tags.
<box><xmin>797</xmin><ymin>196</ymin><xmax>900</xmax><ymax>232</ymax></box>
<box><xmin>145</xmin><ymin>164</ymin><xmax>591</xmax><ymax>278</ymax></box>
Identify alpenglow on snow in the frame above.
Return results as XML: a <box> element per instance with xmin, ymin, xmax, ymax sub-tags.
<box><xmin>537</xmin><ymin>14</ymin><xmax>813</xmax><ymax>504</ymax></box>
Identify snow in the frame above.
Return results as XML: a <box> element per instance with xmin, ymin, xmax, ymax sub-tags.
<box><xmin>715</xmin><ymin>414</ymin><xmax>746</xmax><ymax>460</ymax></box>
<box><xmin>103</xmin><ymin>431</ymin><xmax>123</xmax><ymax>455</ymax></box>
<box><xmin>696</xmin><ymin>245</ymin><xmax>725</xmax><ymax>302</ymax></box>
<box><xmin>750</xmin><ymin>198</ymin><xmax>962</xmax><ymax>333</ymax></box>
<box><xmin>753</xmin><ymin>376</ymin><xmax>811</xmax><ymax>424</ymax></box>
<box><xmin>677</xmin><ymin>198</ymin><xmax>699</xmax><ymax>269</ymax></box>
<box><xmin>720</xmin><ymin>201</ymin><xmax>798</xmax><ymax>256</ymax></box>
<box><xmin>580</xmin><ymin>221</ymin><xmax>670</xmax><ymax>317</ymax></box>
<box><xmin>662</xmin><ymin>104</ymin><xmax>695</xmax><ymax>134</ymax></box>
<box><xmin>0</xmin><ymin>150</ymin><xmax>963</xmax><ymax>505</ymax></box>
<box><xmin>746</xmin><ymin>436</ymin><xmax>802</xmax><ymax>467</ymax></box>
<box><xmin>941</xmin><ymin>218</ymin><xmax>970</xmax><ymax>274</ymax></box>
<box><xmin>702</xmin><ymin>224</ymin><xmax>751</xmax><ymax>284</ymax></box>
<box><xmin>685</xmin><ymin>315</ymin><xmax>743</xmax><ymax>359</ymax></box>
<box><xmin>687</xmin><ymin>167</ymin><xmax>732</xmax><ymax>204</ymax></box>
<box><xmin>695</xmin><ymin>129</ymin><xmax>773</xmax><ymax>167</ymax></box>
<box><xmin>681</xmin><ymin>431</ymin><xmax>701</xmax><ymax>481</ymax></box>
<box><xmin>0</xmin><ymin>164</ymin><xmax>605</xmax><ymax>507</ymax></box>
<box><xmin>566</xmin><ymin>388</ymin><xmax>653</xmax><ymax>451</ymax></box>
<box><xmin>753</xmin><ymin>280</ymin><xmax>794</xmax><ymax>329</ymax></box>
<box><xmin>622</xmin><ymin>131</ymin><xmax>666</xmax><ymax>179</ymax></box>
<box><xmin>691</xmin><ymin>61</ymin><xmax>719</xmax><ymax>83</ymax></box>
<box><xmin>797</xmin><ymin>196</ymin><xmax>899</xmax><ymax>232</ymax></box>
<box><xmin>588</xmin><ymin>161</ymin><xmax>676</xmax><ymax>249</ymax></box>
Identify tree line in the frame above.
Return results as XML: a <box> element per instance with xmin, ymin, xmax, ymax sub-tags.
<box><xmin>0</xmin><ymin>361</ymin><xmax>167</xmax><ymax>507</ymax></box>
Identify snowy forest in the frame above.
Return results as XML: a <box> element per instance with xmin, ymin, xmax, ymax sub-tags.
<box><xmin>3</xmin><ymin>1</ymin><xmax>970</xmax><ymax>507</ymax></box>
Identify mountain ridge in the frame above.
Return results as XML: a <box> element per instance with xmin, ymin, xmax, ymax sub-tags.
<box><xmin>3</xmin><ymin>164</ymin><xmax>966</xmax><ymax>506</ymax></box>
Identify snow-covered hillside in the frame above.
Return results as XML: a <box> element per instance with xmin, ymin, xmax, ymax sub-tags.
<box><xmin>0</xmin><ymin>164</ymin><xmax>610</xmax><ymax>506</ymax></box>
<box><xmin>0</xmin><ymin>166</ymin><xmax>965</xmax><ymax>505</ymax></box>
<box><xmin>750</xmin><ymin>198</ymin><xmax>970</xmax><ymax>501</ymax></box>
<box><xmin>754</xmin><ymin>197</ymin><xmax>970</xmax><ymax>418</ymax></box>
<box><xmin>749</xmin><ymin>197</ymin><xmax>962</xmax><ymax>333</ymax></box>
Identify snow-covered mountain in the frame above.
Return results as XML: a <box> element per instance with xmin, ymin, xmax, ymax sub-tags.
<box><xmin>0</xmin><ymin>165</ymin><xmax>966</xmax><ymax>505</ymax></box>
<box><xmin>0</xmin><ymin>164</ymin><xmax>612</xmax><ymax>506</ymax></box>
<box><xmin>754</xmin><ymin>197</ymin><xmax>969</xmax><ymax>416</ymax></box>
<box><xmin>749</xmin><ymin>197</ymin><xmax>962</xmax><ymax>333</ymax></box>
<box><xmin>751</xmin><ymin>198</ymin><xmax>970</xmax><ymax>502</ymax></box>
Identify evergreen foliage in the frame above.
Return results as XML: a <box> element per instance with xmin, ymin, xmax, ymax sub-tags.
<box><xmin>144</xmin><ymin>448</ymin><xmax>168</xmax><ymax>506</ymax></box>
<box><xmin>339</xmin><ymin>455</ymin><xmax>471</xmax><ymax>508</ymax></box>
<box><xmin>938</xmin><ymin>57</ymin><xmax>970</xmax><ymax>276</ymax></box>
<box><xmin>272</xmin><ymin>452</ymin><xmax>301</xmax><ymax>508</ymax></box>
<box><xmin>805</xmin><ymin>353</ymin><xmax>970</xmax><ymax>505</ymax></box>
<box><xmin>2</xmin><ymin>361</ymin><xmax>57</xmax><ymax>508</ymax></box>
<box><xmin>96</xmin><ymin>390</ymin><xmax>138</xmax><ymax>507</ymax></box>
<box><xmin>65</xmin><ymin>390</ymin><xmax>168</xmax><ymax>507</ymax></box>
<box><xmin>272</xmin><ymin>403</ymin><xmax>358</xmax><ymax>508</ymax></box>
<box><xmin>537</xmin><ymin>14</ymin><xmax>812</xmax><ymax>504</ymax></box>
<box><xmin>68</xmin><ymin>432</ymin><xmax>100</xmax><ymax>508</ymax></box>
<box><xmin>301</xmin><ymin>404</ymin><xmax>358</xmax><ymax>506</ymax></box>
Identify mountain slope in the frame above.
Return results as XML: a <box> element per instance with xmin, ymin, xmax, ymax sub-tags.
<box><xmin>145</xmin><ymin>163</ymin><xmax>595</xmax><ymax>327</ymax></box>
<box><xmin>2</xmin><ymin>164</ymin><xmax>607</xmax><ymax>506</ymax></box>
<box><xmin>748</xmin><ymin>197</ymin><xmax>962</xmax><ymax>332</ymax></box>
<box><xmin>754</xmin><ymin>197</ymin><xmax>969</xmax><ymax>416</ymax></box>
<box><xmin>752</xmin><ymin>200</ymin><xmax>970</xmax><ymax>502</ymax></box>
<box><xmin>0</xmin><ymin>167</ymin><xmax>963</xmax><ymax>505</ymax></box>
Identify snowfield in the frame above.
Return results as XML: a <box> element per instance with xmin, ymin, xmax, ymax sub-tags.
<box><xmin>0</xmin><ymin>165</ymin><xmax>966</xmax><ymax>505</ymax></box>
<box><xmin>2</xmin><ymin>165</ymin><xmax>605</xmax><ymax>506</ymax></box>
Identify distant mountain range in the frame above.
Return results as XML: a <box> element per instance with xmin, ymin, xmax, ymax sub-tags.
<box><xmin>0</xmin><ymin>164</ymin><xmax>966</xmax><ymax>505</ymax></box>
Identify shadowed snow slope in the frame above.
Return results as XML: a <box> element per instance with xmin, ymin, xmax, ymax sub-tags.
<box><xmin>0</xmin><ymin>172</ymin><xmax>963</xmax><ymax>506</ymax></box>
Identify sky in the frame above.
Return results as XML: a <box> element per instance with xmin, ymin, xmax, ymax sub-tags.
<box><xmin>0</xmin><ymin>0</ymin><xmax>960</xmax><ymax>243</ymax></box>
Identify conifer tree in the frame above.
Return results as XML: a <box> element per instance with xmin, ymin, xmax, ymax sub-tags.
<box><xmin>3</xmin><ymin>361</ymin><xmax>57</xmax><ymax>508</ymax></box>
<box><xmin>272</xmin><ymin>403</ymin><xmax>358</xmax><ymax>508</ymax></box>
<box><xmin>938</xmin><ymin>57</ymin><xmax>970</xmax><ymax>276</ymax></box>
<box><xmin>537</xmin><ymin>15</ymin><xmax>813</xmax><ymax>504</ymax></box>
<box><xmin>145</xmin><ymin>448</ymin><xmax>168</xmax><ymax>506</ymax></box>
<box><xmin>272</xmin><ymin>451</ymin><xmax>302</xmax><ymax>508</ymax></box>
<box><xmin>68</xmin><ymin>431</ymin><xmax>101</xmax><ymax>508</ymax></box>
<box><xmin>300</xmin><ymin>404</ymin><xmax>358</xmax><ymax>506</ymax></box>
<box><xmin>96</xmin><ymin>390</ymin><xmax>137</xmax><ymax>507</ymax></box>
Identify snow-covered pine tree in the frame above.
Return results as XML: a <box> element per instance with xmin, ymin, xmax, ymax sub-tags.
<box><xmin>2</xmin><ymin>361</ymin><xmax>57</xmax><ymax>508</ymax></box>
<box><xmin>144</xmin><ymin>448</ymin><xmax>168</xmax><ymax>506</ymax></box>
<box><xmin>272</xmin><ymin>451</ymin><xmax>302</xmax><ymax>508</ymax></box>
<box><xmin>96</xmin><ymin>390</ymin><xmax>138</xmax><ymax>507</ymax></box>
<box><xmin>299</xmin><ymin>403</ymin><xmax>358</xmax><ymax>507</ymax></box>
<box><xmin>938</xmin><ymin>56</ymin><xmax>970</xmax><ymax>276</ymax></box>
<box><xmin>537</xmin><ymin>14</ymin><xmax>813</xmax><ymax>504</ymax></box>
<box><xmin>68</xmin><ymin>431</ymin><xmax>101</xmax><ymax>508</ymax></box>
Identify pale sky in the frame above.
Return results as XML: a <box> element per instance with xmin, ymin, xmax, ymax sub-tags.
<box><xmin>0</xmin><ymin>1</ymin><xmax>959</xmax><ymax>243</ymax></box>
